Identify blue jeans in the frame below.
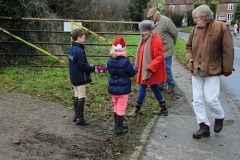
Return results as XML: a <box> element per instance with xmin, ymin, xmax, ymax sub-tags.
<box><xmin>137</xmin><ymin>84</ymin><xmax>164</xmax><ymax>103</ymax></box>
<box><xmin>158</xmin><ymin>56</ymin><xmax>175</xmax><ymax>89</ymax></box>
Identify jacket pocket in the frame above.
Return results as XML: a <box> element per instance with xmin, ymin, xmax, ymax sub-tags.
<box><xmin>207</xmin><ymin>61</ymin><xmax>222</xmax><ymax>75</ymax></box>
<box><xmin>210</xmin><ymin>34</ymin><xmax>222</xmax><ymax>60</ymax></box>
<box><xmin>83</xmin><ymin>72</ymin><xmax>92</xmax><ymax>81</ymax></box>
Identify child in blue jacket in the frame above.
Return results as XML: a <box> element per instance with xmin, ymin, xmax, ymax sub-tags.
<box><xmin>107</xmin><ymin>37</ymin><xmax>137</xmax><ymax>135</ymax></box>
<box><xmin>68</xmin><ymin>28</ymin><xmax>98</xmax><ymax>126</ymax></box>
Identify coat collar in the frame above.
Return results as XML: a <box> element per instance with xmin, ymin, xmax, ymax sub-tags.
<box><xmin>195</xmin><ymin>19</ymin><xmax>214</xmax><ymax>29</ymax></box>
<box><xmin>72</xmin><ymin>41</ymin><xmax>84</xmax><ymax>49</ymax></box>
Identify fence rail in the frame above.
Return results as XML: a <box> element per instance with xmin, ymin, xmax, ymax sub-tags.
<box><xmin>4</xmin><ymin>29</ymin><xmax>140</xmax><ymax>35</ymax></box>
<box><xmin>0</xmin><ymin>16</ymin><xmax>139</xmax><ymax>67</ymax></box>
<box><xmin>0</xmin><ymin>41</ymin><xmax>138</xmax><ymax>46</ymax></box>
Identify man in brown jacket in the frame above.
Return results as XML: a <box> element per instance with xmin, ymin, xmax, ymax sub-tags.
<box><xmin>186</xmin><ymin>5</ymin><xmax>234</xmax><ymax>139</ymax></box>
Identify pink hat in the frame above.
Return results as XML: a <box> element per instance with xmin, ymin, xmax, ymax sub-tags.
<box><xmin>112</xmin><ymin>37</ymin><xmax>126</xmax><ymax>51</ymax></box>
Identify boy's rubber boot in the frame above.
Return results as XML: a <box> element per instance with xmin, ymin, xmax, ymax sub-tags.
<box><xmin>115</xmin><ymin>115</ymin><xmax>128</xmax><ymax>135</ymax></box>
<box><xmin>114</xmin><ymin>112</ymin><xmax>128</xmax><ymax>130</ymax></box>
<box><xmin>152</xmin><ymin>100</ymin><xmax>168</xmax><ymax>116</ymax></box>
<box><xmin>127</xmin><ymin>102</ymin><xmax>142</xmax><ymax>117</ymax></box>
<box><xmin>76</xmin><ymin>98</ymin><xmax>89</xmax><ymax>126</ymax></box>
<box><xmin>73</xmin><ymin>97</ymin><xmax>78</xmax><ymax>122</ymax></box>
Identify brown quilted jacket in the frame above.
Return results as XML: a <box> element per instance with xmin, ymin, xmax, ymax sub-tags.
<box><xmin>186</xmin><ymin>20</ymin><xmax>234</xmax><ymax>77</ymax></box>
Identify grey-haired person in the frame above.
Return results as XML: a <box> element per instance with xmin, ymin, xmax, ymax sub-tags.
<box><xmin>186</xmin><ymin>5</ymin><xmax>234</xmax><ymax>139</ymax></box>
<box><xmin>127</xmin><ymin>20</ymin><xmax>168</xmax><ymax>117</ymax></box>
<box><xmin>147</xmin><ymin>7</ymin><xmax>178</xmax><ymax>93</ymax></box>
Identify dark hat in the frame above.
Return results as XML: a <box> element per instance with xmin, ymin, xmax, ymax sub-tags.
<box><xmin>147</xmin><ymin>8</ymin><xmax>158</xmax><ymax>18</ymax></box>
<box><xmin>138</xmin><ymin>20</ymin><xmax>155</xmax><ymax>30</ymax></box>
<box><xmin>112</xmin><ymin>37</ymin><xmax>126</xmax><ymax>51</ymax></box>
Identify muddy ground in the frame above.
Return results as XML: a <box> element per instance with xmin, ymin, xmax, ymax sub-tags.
<box><xmin>0</xmin><ymin>87</ymin><xmax>191</xmax><ymax>160</ymax></box>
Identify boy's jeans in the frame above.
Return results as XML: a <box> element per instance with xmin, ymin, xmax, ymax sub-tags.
<box><xmin>158</xmin><ymin>56</ymin><xmax>175</xmax><ymax>89</ymax></box>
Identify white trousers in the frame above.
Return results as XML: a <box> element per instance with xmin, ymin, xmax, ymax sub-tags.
<box><xmin>192</xmin><ymin>71</ymin><xmax>224</xmax><ymax>126</ymax></box>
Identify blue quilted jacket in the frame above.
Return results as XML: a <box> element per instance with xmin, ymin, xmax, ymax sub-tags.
<box><xmin>68</xmin><ymin>42</ymin><xmax>95</xmax><ymax>86</ymax></box>
<box><xmin>107</xmin><ymin>55</ymin><xmax>137</xmax><ymax>95</ymax></box>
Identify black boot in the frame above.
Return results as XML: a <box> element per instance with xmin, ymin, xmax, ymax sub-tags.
<box><xmin>127</xmin><ymin>102</ymin><xmax>142</xmax><ymax>117</ymax></box>
<box><xmin>115</xmin><ymin>115</ymin><xmax>128</xmax><ymax>135</ymax></box>
<box><xmin>114</xmin><ymin>112</ymin><xmax>128</xmax><ymax>131</ymax></box>
<box><xmin>153</xmin><ymin>100</ymin><xmax>168</xmax><ymax>116</ymax></box>
<box><xmin>76</xmin><ymin>98</ymin><xmax>89</xmax><ymax>126</ymax></box>
<box><xmin>73</xmin><ymin>97</ymin><xmax>78</xmax><ymax>122</ymax></box>
<box><xmin>193</xmin><ymin>123</ymin><xmax>210</xmax><ymax>139</ymax></box>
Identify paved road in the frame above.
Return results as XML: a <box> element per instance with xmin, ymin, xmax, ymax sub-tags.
<box><xmin>130</xmin><ymin>33</ymin><xmax>240</xmax><ymax>160</ymax></box>
<box><xmin>221</xmin><ymin>35</ymin><xmax>240</xmax><ymax>107</ymax></box>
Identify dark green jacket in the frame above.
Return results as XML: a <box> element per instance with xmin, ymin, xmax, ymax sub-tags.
<box><xmin>154</xmin><ymin>15</ymin><xmax>178</xmax><ymax>57</ymax></box>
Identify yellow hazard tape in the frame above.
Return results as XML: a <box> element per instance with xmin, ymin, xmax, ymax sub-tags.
<box><xmin>71</xmin><ymin>21</ymin><xmax>135</xmax><ymax>57</ymax></box>
<box><xmin>0</xmin><ymin>27</ymin><xmax>67</xmax><ymax>65</ymax></box>
<box><xmin>72</xmin><ymin>21</ymin><xmax>111</xmax><ymax>44</ymax></box>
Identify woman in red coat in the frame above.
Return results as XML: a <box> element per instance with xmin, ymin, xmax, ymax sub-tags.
<box><xmin>127</xmin><ymin>20</ymin><xmax>167</xmax><ymax>117</ymax></box>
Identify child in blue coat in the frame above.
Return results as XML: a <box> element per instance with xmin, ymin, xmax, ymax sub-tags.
<box><xmin>68</xmin><ymin>28</ymin><xmax>98</xmax><ymax>126</ymax></box>
<box><xmin>107</xmin><ymin>37</ymin><xmax>137</xmax><ymax>135</ymax></box>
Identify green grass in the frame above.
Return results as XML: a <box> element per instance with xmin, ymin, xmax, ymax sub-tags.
<box><xmin>125</xmin><ymin>35</ymin><xmax>141</xmax><ymax>57</ymax></box>
<box><xmin>174</xmin><ymin>36</ymin><xmax>187</xmax><ymax>65</ymax></box>
<box><xmin>179</xmin><ymin>26</ymin><xmax>194</xmax><ymax>33</ymax></box>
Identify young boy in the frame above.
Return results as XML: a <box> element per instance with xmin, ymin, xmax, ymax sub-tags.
<box><xmin>68</xmin><ymin>28</ymin><xmax>98</xmax><ymax>126</ymax></box>
<box><xmin>107</xmin><ymin>37</ymin><xmax>137</xmax><ymax>135</ymax></box>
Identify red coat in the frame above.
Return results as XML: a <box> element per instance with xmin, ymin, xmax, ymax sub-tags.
<box><xmin>136</xmin><ymin>32</ymin><xmax>167</xmax><ymax>85</ymax></box>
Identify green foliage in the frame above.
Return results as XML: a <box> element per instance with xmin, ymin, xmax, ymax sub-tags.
<box><xmin>210</xmin><ymin>2</ymin><xmax>218</xmax><ymax>17</ymax></box>
<box><xmin>193</xmin><ymin>1</ymin><xmax>204</xmax><ymax>8</ymax></box>
<box><xmin>0</xmin><ymin>1</ymin><xmax>66</xmax><ymax>59</ymax></box>
<box><xmin>232</xmin><ymin>0</ymin><xmax>240</xmax><ymax>23</ymax></box>
<box><xmin>0</xmin><ymin>1</ymin><xmax>35</xmax><ymax>54</ymax></box>
<box><xmin>171</xmin><ymin>13</ymin><xmax>183</xmax><ymax>27</ymax></box>
<box><xmin>128</xmin><ymin>0</ymin><xmax>150</xmax><ymax>29</ymax></box>
<box><xmin>0</xmin><ymin>1</ymin><xmax>25</xmax><ymax>18</ymax></box>
<box><xmin>187</xmin><ymin>9</ymin><xmax>195</xmax><ymax>26</ymax></box>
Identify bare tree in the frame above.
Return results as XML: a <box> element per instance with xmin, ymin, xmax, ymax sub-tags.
<box><xmin>91</xmin><ymin>0</ymin><xmax>131</xmax><ymax>31</ymax></box>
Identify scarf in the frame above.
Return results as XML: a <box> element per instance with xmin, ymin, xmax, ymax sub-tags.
<box><xmin>135</xmin><ymin>34</ymin><xmax>153</xmax><ymax>81</ymax></box>
<box><xmin>116</xmin><ymin>51</ymin><xmax>127</xmax><ymax>57</ymax></box>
